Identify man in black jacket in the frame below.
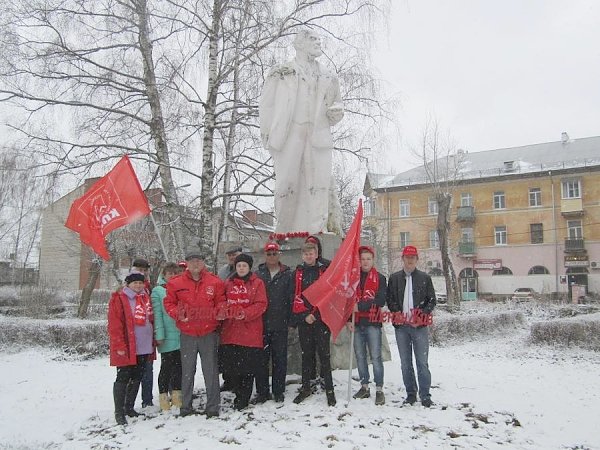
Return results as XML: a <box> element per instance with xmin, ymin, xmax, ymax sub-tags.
<box><xmin>253</xmin><ymin>242</ymin><xmax>293</xmax><ymax>403</ymax></box>
<box><xmin>387</xmin><ymin>245</ymin><xmax>436</xmax><ymax>407</ymax></box>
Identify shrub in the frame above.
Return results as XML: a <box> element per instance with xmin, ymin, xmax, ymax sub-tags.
<box><xmin>430</xmin><ymin>311</ymin><xmax>526</xmax><ymax>345</ymax></box>
<box><xmin>529</xmin><ymin>313</ymin><xmax>600</xmax><ymax>351</ymax></box>
<box><xmin>0</xmin><ymin>316</ymin><xmax>108</xmax><ymax>356</ymax></box>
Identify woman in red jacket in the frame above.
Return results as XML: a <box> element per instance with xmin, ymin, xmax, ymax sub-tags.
<box><xmin>108</xmin><ymin>272</ymin><xmax>155</xmax><ymax>425</ymax></box>
<box><xmin>218</xmin><ymin>254</ymin><xmax>268</xmax><ymax>411</ymax></box>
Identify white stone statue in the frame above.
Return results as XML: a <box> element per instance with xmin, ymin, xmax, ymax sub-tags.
<box><xmin>260</xmin><ymin>28</ymin><xmax>344</xmax><ymax>234</ymax></box>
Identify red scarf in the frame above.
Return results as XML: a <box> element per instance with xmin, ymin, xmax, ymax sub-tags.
<box><xmin>292</xmin><ymin>265</ymin><xmax>326</xmax><ymax>314</ymax></box>
<box><xmin>355</xmin><ymin>268</ymin><xmax>380</xmax><ymax>321</ymax></box>
<box><xmin>133</xmin><ymin>292</ymin><xmax>153</xmax><ymax>326</ymax></box>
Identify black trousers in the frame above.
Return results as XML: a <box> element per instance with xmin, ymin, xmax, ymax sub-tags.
<box><xmin>298</xmin><ymin>320</ymin><xmax>333</xmax><ymax>391</ymax></box>
<box><xmin>115</xmin><ymin>355</ymin><xmax>148</xmax><ymax>383</ymax></box>
<box><xmin>221</xmin><ymin>344</ymin><xmax>263</xmax><ymax>407</ymax></box>
<box><xmin>158</xmin><ymin>349</ymin><xmax>182</xmax><ymax>393</ymax></box>
<box><xmin>255</xmin><ymin>328</ymin><xmax>289</xmax><ymax>397</ymax></box>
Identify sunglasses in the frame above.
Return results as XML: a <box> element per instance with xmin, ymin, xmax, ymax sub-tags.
<box><xmin>265</xmin><ymin>252</ymin><xmax>279</xmax><ymax>256</ymax></box>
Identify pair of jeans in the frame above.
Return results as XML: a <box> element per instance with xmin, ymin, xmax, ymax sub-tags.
<box><xmin>394</xmin><ymin>325</ymin><xmax>431</xmax><ymax>400</ymax></box>
<box><xmin>141</xmin><ymin>359</ymin><xmax>153</xmax><ymax>406</ymax></box>
<box><xmin>353</xmin><ymin>324</ymin><xmax>384</xmax><ymax>387</ymax></box>
<box><xmin>298</xmin><ymin>320</ymin><xmax>333</xmax><ymax>391</ymax></box>
<box><xmin>255</xmin><ymin>329</ymin><xmax>289</xmax><ymax>397</ymax></box>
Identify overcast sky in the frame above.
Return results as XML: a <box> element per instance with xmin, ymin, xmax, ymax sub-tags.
<box><xmin>371</xmin><ymin>0</ymin><xmax>600</xmax><ymax>171</ymax></box>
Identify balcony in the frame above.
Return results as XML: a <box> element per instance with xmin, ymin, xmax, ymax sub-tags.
<box><xmin>564</xmin><ymin>238</ymin><xmax>585</xmax><ymax>253</ymax></box>
<box><xmin>561</xmin><ymin>198</ymin><xmax>584</xmax><ymax>218</ymax></box>
<box><xmin>456</xmin><ymin>206</ymin><xmax>475</xmax><ymax>222</ymax></box>
<box><xmin>458</xmin><ymin>241</ymin><xmax>476</xmax><ymax>257</ymax></box>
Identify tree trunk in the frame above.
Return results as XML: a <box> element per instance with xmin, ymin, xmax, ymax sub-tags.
<box><xmin>198</xmin><ymin>0</ymin><xmax>223</xmax><ymax>270</ymax></box>
<box><xmin>135</xmin><ymin>0</ymin><xmax>186</xmax><ymax>260</ymax></box>
<box><xmin>437</xmin><ymin>192</ymin><xmax>460</xmax><ymax>310</ymax></box>
<box><xmin>78</xmin><ymin>258</ymin><xmax>103</xmax><ymax>319</ymax></box>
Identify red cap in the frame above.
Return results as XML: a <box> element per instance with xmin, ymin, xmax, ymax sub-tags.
<box><xmin>264</xmin><ymin>242</ymin><xmax>280</xmax><ymax>252</ymax></box>
<box><xmin>358</xmin><ymin>245</ymin><xmax>375</xmax><ymax>256</ymax></box>
<box><xmin>402</xmin><ymin>245</ymin><xmax>418</xmax><ymax>256</ymax></box>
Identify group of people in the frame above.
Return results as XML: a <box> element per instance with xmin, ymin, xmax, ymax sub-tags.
<box><xmin>107</xmin><ymin>238</ymin><xmax>437</xmax><ymax>425</ymax></box>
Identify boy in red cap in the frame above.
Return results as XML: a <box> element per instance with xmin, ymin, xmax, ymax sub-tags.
<box><xmin>386</xmin><ymin>245</ymin><xmax>437</xmax><ymax>407</ymax></box>
<box><xmin>347</xmin><ymin>246</ymin><xmax>387</xmax><ymax>405</ymax></box>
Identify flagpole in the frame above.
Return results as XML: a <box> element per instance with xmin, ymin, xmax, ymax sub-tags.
<box><xmin>149</xmin><ymin>211</ymin><xmax>169</xmax><ymax>260</ymax></box>
<box><xmin>346</xmin><ymin>310</ymin><xmax>356</xmax><ymax>406</ymax></box>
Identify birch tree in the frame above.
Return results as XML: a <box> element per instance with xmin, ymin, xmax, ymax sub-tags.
<box><xmin>418</xmin><ymin>117</ymin><xmax>462</xmax><ymax>310</ymax></box>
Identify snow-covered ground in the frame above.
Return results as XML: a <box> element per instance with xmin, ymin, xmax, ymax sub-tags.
<box><xmin>1</xmin><ymin>319</ymin><xmax>599</xmax><ymax>449</ymax></box>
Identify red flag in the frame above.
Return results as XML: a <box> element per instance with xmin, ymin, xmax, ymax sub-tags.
<box><xmin>65</xmin><ymin>155</ymin><xmax>151</xmax><ymax>260</ymax></box>
<box><xmin>303</xmin><ymin>199</ymin><xmax>363</xmax><ymax>341</ymax></box>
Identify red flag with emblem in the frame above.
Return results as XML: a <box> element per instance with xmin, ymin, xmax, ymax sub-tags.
<box><xmin>65</xmin><ymin>155</ymin><xmax>150</xmax><ymax>260</ymax></box>
<box><xmin>303</xmin><ymin>199</ymin><xmax>363</xmax><ymax>341</ymax></box>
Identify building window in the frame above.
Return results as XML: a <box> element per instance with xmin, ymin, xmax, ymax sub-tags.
<box><xmin>399</xmin><ymin>199</ymin><xmax>410</xmax><ymax>217</ymax></box>
<box><xmin>461</xmin><ymin>192</ymin><xmax>473</xmax><ymax>207</ymax></box>
<box><xmin>492</xmin><ymin>266</ymin><xmax>513</xmax><ymax>275</ymax></box>
<box><xmin>399</xmin><ymin>232</ymin><xmax>410</xmax><ymax>249</ymax></box>
<box><xmin>530</xmin><ymin>223</ymin><xmax>543</xmax><ymax>244</ymax></box>
<box><xmin>461</xmin><ymin>227</ymin><xmax>473</xmax><ymax>242</ymax></box>
<box><xmin>365</xmin><ymin>197</ymin><xmax>376</xmax><ymax>216</ymax></box>
<box><xmin>529</xmin><ymin>188</ymin><xmax>542</xmax><ymax>207</ymax></box>
<box><xmin>429</xmin><ymin>230</ymin><xmax>439</xmax><ymax>249</ymax></box>
<box><xmin>567</xmin><ymin>220</ymin><xmax>582</xmax><ymax>239</ymax></box>
<box><xmin>493</xmin><ymin>191</ymin><xmax>505</xmax><ymax>209</ymax></box>
<box><xmin>494</xmin><ymin>226</ymin><xmax>507</xmax><ymax>245</ymax></box>
<box><xmin>428</xmin><ymin>197</ymin><xmax>438</xmax><ymax>215</ymax></box>
<box><xmin>528</xmin><ymin>266</ymin><xmax>550</xmax><ymax>275</ymax></box>
<box><xmin>561</xmin><ymin>179</ymin><xmax>581</xmax><ymax>199</ymax></box>
<box><xmin>428</xmin><ymin>268</ymin><xmax>443</xmax><ymax>276</ymax></box>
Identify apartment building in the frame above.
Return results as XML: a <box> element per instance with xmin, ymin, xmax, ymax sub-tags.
<box><xmin>364</xmin><ymin>133</ymin><xmax>600</xmax><ymax>299</ymax></box>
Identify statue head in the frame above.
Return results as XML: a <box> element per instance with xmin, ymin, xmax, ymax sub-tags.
<box><xmin>293</xmin><ymin>28</ymin><xmax>323</xmax><ymax>58</ymax></box>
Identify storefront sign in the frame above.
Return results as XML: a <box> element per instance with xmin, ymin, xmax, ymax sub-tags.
<box><xmin>473</xmin><ymin>259</ymin><xmax>502</xmax><ymax>270</ymax></box>
<box><xmin>564</xmin><ymin>255</ymin><xmax>589</xmax><ymax>268</ymax></box>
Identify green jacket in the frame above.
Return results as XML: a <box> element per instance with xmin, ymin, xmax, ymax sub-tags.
<box><xmin>151</xmin><ymin>276</ymin><xmax>181</xmax><ymax>353</ymax></box>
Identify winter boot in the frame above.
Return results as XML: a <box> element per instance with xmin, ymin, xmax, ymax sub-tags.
<box><xmin>326</xmin><ymin>390</ymin><xmax>337</xmax><ymax>407</ymax></box>
<box><xmin>375</xmin><ymin>391</ymin><xmax>385</xmax><ymax>406</ymax></box>
<box><xmin>171</xmin><ymin>390</ymin><xmax>182</xmax><ymax>408</ymax></box>
<box><xmin>124</xmin><ymin>380</ymin><xmax>142</xmax><ymax>417</ymax></box>
<box><xmin>159</xmin><ymin>393</ymin><xmax>170</xmax><ymax>411</ymax></box>
<box><xmin>293</xmin><ymin>387</ymin><xmax>312</xmax><ymax>404</ymax></box>
<box><xmin>113</xmin><ymin>381</ymin><xmax>128</xmax><ymax>425</ymax></box>
<box><xmin>353</xmin><ymin>386</ymin><xmax>370</xmax><ymax>399</ymax></box>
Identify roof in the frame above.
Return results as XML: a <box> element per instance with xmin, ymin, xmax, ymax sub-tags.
<box><xmin>367</xmin><ymin>135</ymin><xmax>600</xmax><ymax>190</ymax></box>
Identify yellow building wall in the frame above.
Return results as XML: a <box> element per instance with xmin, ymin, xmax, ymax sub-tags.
<box><xmin>374</xmin><ymin>169</ymin><xmax>600</xmax><ymax>252</ymax></box>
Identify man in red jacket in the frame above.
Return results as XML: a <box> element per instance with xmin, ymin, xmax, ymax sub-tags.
<box><xmin>163</xmin><ymin>249</ymin><xmax>226</xmax><ymax>418</ymax></box>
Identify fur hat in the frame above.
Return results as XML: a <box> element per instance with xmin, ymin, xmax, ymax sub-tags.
<box><xmin>125</xmin><ymin>271</ymin><xmax>146</xmax><ymax>284</ymax></box>
<box><xmin>234</xmin><ymin>253</ymin><xmax>254</xmax><ymax>269</ymax></box>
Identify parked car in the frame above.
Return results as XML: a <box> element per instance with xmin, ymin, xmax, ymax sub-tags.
<box><xmin>511</xmin><ymin>288</ymin><xmax>538</xmax><ymax>301</ymax></box>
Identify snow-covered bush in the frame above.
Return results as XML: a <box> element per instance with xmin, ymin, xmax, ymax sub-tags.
<box><xmin>529</xmin><ymin>313</ymin><xmax>600</xmax><ymax>351</ymax></box>
<box><xmin>430</xmin><ymin>311</ymin><xmax>526</xmax><ymax>345</ymax></box>
<box><xmin>0</xmin><ymin>286</ymin><xmax>19</xmax><ymax>307</ymax></box>
<box><xmin>0</xmin><ymin>316</ymin><xmax>108</xmax><ymax>356</ymax></box>
<box><xmin>18</xmin><ymin>279</ymin><xmax>64</xmax><ymax>318</ymax></box>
